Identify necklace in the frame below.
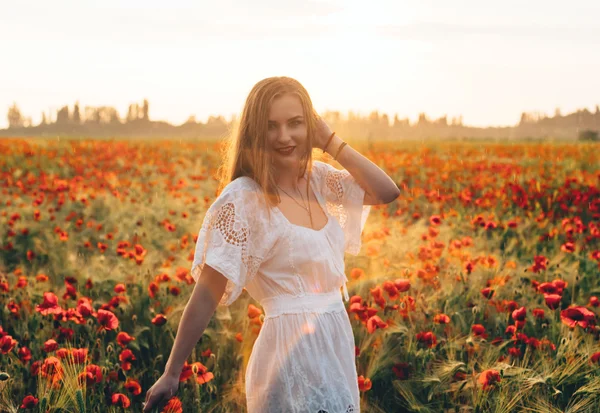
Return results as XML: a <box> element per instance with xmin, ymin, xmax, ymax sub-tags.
<box><xmin>276</xmin><ymin>182</ymin><xmax>314</xmax><ymax>227</ymax></box>
<box><xmin>276</xmin><ymin>184</ymin><xmax>309</xmax><ymax>211</ymax></box>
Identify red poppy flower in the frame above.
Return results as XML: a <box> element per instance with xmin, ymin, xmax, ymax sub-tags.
<box><xmin>124</xmin><ymin>378</ymin><xmax>142</xmax><ymax>395</ymax></box>
<box><xmin>429</xmin><ymin>215</ymin><xmax>442</xmax><ymax>226</ymax></box>
<box><xmin>511</xmin><ymin>307</ymin><xmax>526</xmax><ymax>322</ymax></box>
<box><xmin>367</xmin><ymin>315</ymin><xmax>388</xmax><ymax>334</ymax></box>
<box><xmin>481</xmin><ymin>287</ymin><xmax>494</xmax><ymax>299</ymax></box>
<box><xmin>40</xmin><ymin>356</ymin><xmax>64</xmax><ymax>383</ymax></box>
<box><xmin>18</xmin><ymin>346</ymin><xmax>31</xmax><ymax>363</ymax></box>
<box><xmin>508</xmin><ymin>347</ymin><xmax>521</xmax><ymax>358</ymax></box>
<box><xmin>358</xmin><ymin>375</ymin><xmax>372</xmax><ymax>392</ymax></box>
<box><xmin>20</xmin><ymin>395</ymin><xmax>38</xmax><ymax>409</ymax></box>
<box><xmin>43</xmin><ymin>339</ymin><xmax>58</xmax><ymax>353</ymax></box>
<box><xmin>382</xmin><ymin>281</ymin><xmax>399</xmax><ymax>300</ymax></box>
<box><xmin>552</xmin><ymin>279</ymin><xmax>568</xmax><ymax>292</ymax></box>
<box><xmin>369</xmin><ymin>286</ymin><xmax>386</xmax><ymax>309</ymax></box>
<box><xmin>471</xmin><ymin>324</ymin><xmax>488</xmax><ymax>338</ymax></box>
<box><xmin>111</xmin><ymin>393</ymin><xmax>130</xmax><ymax>408</ymax></box>
<box><xmin>538</xmin><ymin>282</ymin><xmax>559</xmax><ymax>295</ymax></box>
<box><xmin>478</xmin><ymin>369</ymin><xmax>501</xmax><ymax>391</ymax></box>
<box><xmin>85</xmin><ymin>364</ymin><xmax>103</xmax><ymax>383</ymax></box>
<box><xmin>532</xmin><ymin>308</ymin><xmax>545</xmax><ymax>319</ymax></box>
<box><xmin>119</xmin><ymin>349</ymin><xmax>136</xmax><ymax>371</ymax></box>
<box><xmin>392</xmin><ymin>362</ymin><xmax>412</xmax><ymax>380</ymax></box>
<box><xmin>116</xmin><ymin>331</ymin><xmax>136</xmax><ymax>348</ymax></box>
<box><xmin>433</xmin><ymin>313</ymin><xmax>450</xmax><ymax>324</ymax></box>
<box><xmin>152</xmin><ymin>314</ymin><xmax>167</xmax><ymax>326</ymax></box>
<box><xmin>544</xmin><ymin>294</ymin><xmax>562</xmax><ymax>310</ymax></box>
<box><xmin>35</xmin><ymin>292</ymin><xmax>63</xmax><ymax>316</ymax></box>
<box><xmin>394</xmin><ymin>278</ymin><xmax>411</xmax><ymax>292</ymax></box>
<box><xmin>561</xmin><ymin>306</ymin><xmax>596</xmax><ymax>329</ymax></box>
<box><xmin>531</xmin><ymin>255</ymin><xmax>549</xmax><ymax>273</ymax></box>
<box><xmin>561</xmin><ymin>242</ymin><xmax>576</xmax><ymax>253</ymax></box>
<box><xmin>247</xmin><ymin>304</ymin><xmax>262</xmax><ymax>319</ymax></box>
<box><xmin>161</xmin><ymin>397</ymin><xmax>183</xmax><ymax>413</ymax></box>
<box><xmin>416</xmin><ymin>331</ymin><xmax>437</xmax><ymax>348</ymax></box>
<box><xmin>503</xmin><ymin>300</ymin><xmax>519</xmax><ymax>312</ymax></box>
<box><xmin>0</xmin><ymin>335</ymin><xmax>17</xmax><ymax>354</ymax></box>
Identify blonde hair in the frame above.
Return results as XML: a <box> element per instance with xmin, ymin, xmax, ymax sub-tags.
<box><xmin>215</xmin><ymin>76</ymin><xmax>320</xmax><ymax>221</ymax></box>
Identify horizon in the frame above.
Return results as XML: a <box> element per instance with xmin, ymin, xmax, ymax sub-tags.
<box><xmin>2</xmin><ymin>0</ymin><xmax>599</xmax><ymax>129</ymax></box>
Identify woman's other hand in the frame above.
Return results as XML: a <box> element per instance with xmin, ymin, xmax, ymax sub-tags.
<box><xmin>142</xmin><ymin>373</ymin><xmax>180</xmax><ymax>412</ymax></box>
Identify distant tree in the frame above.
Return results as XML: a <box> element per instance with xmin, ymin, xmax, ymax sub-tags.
<box><xmin>206</xmin><ymin>115</ymin><xmax>226</xmax><ymax>126</ymax></box>
<box><xmin>7</xmin><ymin>102</ymin><xmax>24</xmax><ymax>128</ymax></box>
<box><xmin>417</xmin><ymin>112</ymin><xmax>430</xmax><ymax>126</ymax></box>
<box><xmin>127</xmin><ymin>103</ymin><xmax>139</xmax><ymax>123</ymax></box>
<box><xmin>368</xmin><ymin>110</ymin><xmax>380</xmax><ymax>124</ymax></box>
<box><xmin>84</xmin><ymin>106</ymin><xmax>100</xmax><ymax>124</ymax></box>
<box><xmin>56</xmin><ymin>105</ymin><xmax>70</xmax><ymax>124</ymax></box>
<box><xmin>393</xmin><ymin>114</ymin><xmax>410</xmax><ymax>127</ymax></box>
<box><xmin>435</xmin><ymin>115</ymin><xmax>448</xmax><ymax>126</ymax></box>
<box><xmin>554</xmin><ymin>107</ymin><xmax>562</xmax><ymax>117</ymax></box>
<box><xmin>184</xmin><ymin>115</ymin><xmax>196</xmax><ymax>124</ymax></box>
<box><xmin>381</xmin><ymin>113</ymin><xmax>389</xmax><ymax>127</ymax></box>
<box><xmin>96</xmin><ymin>106</ymin><xmax>120</xmax><ymax>124</ymax></box>
<box><xmin>40</xmin><ymin>112</ymin><xmax>47</xmax><ymax>126</ymax></box>
<box><xmin>73</xmin><ymin>101</ymin><xmax>81</xmax><ymax>124</ymax></box>
<box><xmin>142</xmin><ymin>99</ymin><xmax>149</xmax><ymax>121</ymax></box>
<box><xmin>519</xmin><ymin>112</ymin><xmax>530</xmax><ymax>125</ymax></box>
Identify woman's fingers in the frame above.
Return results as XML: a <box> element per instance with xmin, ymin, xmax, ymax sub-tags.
<box><xmin>143</xmin><ymin>391</ymin><xmax>161</xmax><ymax>412</ymax></box>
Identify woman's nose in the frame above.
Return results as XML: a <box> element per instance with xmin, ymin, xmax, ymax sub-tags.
<box><xmin>276</xmin><ymin>125</ymin><xmax>293</xmax><ymax>140</ymax></box>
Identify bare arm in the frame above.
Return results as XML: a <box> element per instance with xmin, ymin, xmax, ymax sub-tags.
<box><xmin>326</xmin><ymin>134</ymin><xmax>401</xmax><ymax>205</ymax></box>
<box><xmin>163</xmin><ymin>264</ymin><xmax>229</xmax><ymax>378</ymax></box>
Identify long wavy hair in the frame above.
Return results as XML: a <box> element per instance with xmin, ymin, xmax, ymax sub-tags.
<box><xmin>215</xmin><ymin>76</ymin><xmax>321</xmax><ymax>222</ymax></box>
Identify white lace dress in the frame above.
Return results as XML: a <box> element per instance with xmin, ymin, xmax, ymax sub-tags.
<box><xmin>191</xmin><ymin>160</ymin><xmax>372</xmax><ymax>413</ymax></box>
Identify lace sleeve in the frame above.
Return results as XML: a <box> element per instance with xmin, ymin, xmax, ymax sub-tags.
<box><xmin>314</xmin><ymin>161</ymin><xmax>371</xmax><ymax>255</ymax></box>
<box><xmin>190</xmin><ymin>177</ymin><xmax>272</xmax><ymax>306</ymax></box>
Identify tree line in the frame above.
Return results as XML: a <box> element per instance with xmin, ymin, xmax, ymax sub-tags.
<box><xmin>2</xmin><ymin>100</ymin><xmax>599</xmax><ymax>141</ymax></box>
<box><xmin>7</xmin><ymin>100</ymin><xmax>150</xmax><ymax>128</ymax></box>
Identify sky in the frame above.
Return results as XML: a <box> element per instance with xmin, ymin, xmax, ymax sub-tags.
<box><xmin>1</xmin><ymin>0</ymin><xmax>599</xmax><ymax>128</ymax></box>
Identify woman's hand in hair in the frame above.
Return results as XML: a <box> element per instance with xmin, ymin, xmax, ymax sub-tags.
<box><xmin>313</xmin><ymin>114</ymin><xmax>334</xmax><ymax>151</ymax></box>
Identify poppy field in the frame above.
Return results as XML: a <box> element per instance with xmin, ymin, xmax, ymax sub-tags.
<box><xmin>1</xmin><ymin>137</ymin><xmax>600</xmax><ymax>413</ymax></box>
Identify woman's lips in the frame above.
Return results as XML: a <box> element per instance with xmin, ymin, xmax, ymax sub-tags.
<box><xmin>277</xmin><ymin>146</ymin><xmax>296</xmax><ymax>155</ymax></box>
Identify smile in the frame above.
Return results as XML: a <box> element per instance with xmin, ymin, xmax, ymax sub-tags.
<box><xmin>276</xmin><ymin>146</ymin><xmax>296</xmax><ymax>155</ymax></box>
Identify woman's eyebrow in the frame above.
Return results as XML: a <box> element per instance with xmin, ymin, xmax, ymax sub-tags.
<box><xmin>268</xmin><ymin>116</ymin><xmax>303</xmax><ymax>123</ymax></box>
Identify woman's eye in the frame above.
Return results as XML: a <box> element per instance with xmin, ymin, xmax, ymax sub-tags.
<box><xmin>291</xmin><ymin>120</ymin><xmax>302</xmax><ymax>126</ymax></box>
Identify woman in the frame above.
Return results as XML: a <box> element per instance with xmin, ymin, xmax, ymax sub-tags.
<box><xmin>143</xmin><ymin>76</ymin><xmax>400</xmax><ymax>412</ymax></box>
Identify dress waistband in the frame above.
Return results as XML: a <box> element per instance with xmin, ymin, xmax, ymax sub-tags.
<box><xmin>261</xmin><ymin>290</ymin><xmax>346</xmax><ymax>319</ymax></box>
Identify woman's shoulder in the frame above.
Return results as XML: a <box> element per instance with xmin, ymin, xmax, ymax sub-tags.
<box><xmin>312</xmin><ymin>160</ymin><xmax>328</xmax><ymax>171</ymax></box>
<box><xmin>215</xmin><ymin>176</ymin><xmax>271</xmax><ymax>215</ymax></box>
<box><xmin>219</xmin><ymin>175</ymin><xmax>261</xmax><ymax>196</ymax></box>
<box><xmin>311</xmin><ymin>159</ymin><xmax>338</xmax><ymax>176</ymax></box>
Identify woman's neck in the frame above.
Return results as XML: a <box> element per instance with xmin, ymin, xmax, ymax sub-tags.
<box><xmin>275</xmin><ymin>169</ymin><xmax>306</xmax><ymax>192</ymax></box>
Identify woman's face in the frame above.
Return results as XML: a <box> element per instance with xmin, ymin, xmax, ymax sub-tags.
<box><xmin>266</xmin><ymin>93</ymin><xmax>308</xmax><ymax>172</ymax></box>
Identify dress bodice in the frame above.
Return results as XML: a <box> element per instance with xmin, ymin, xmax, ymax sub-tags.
<box><xmin>191</xmin><ymin>160</ymin><xmax>372</xmax><ymax>307</ymax></box>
